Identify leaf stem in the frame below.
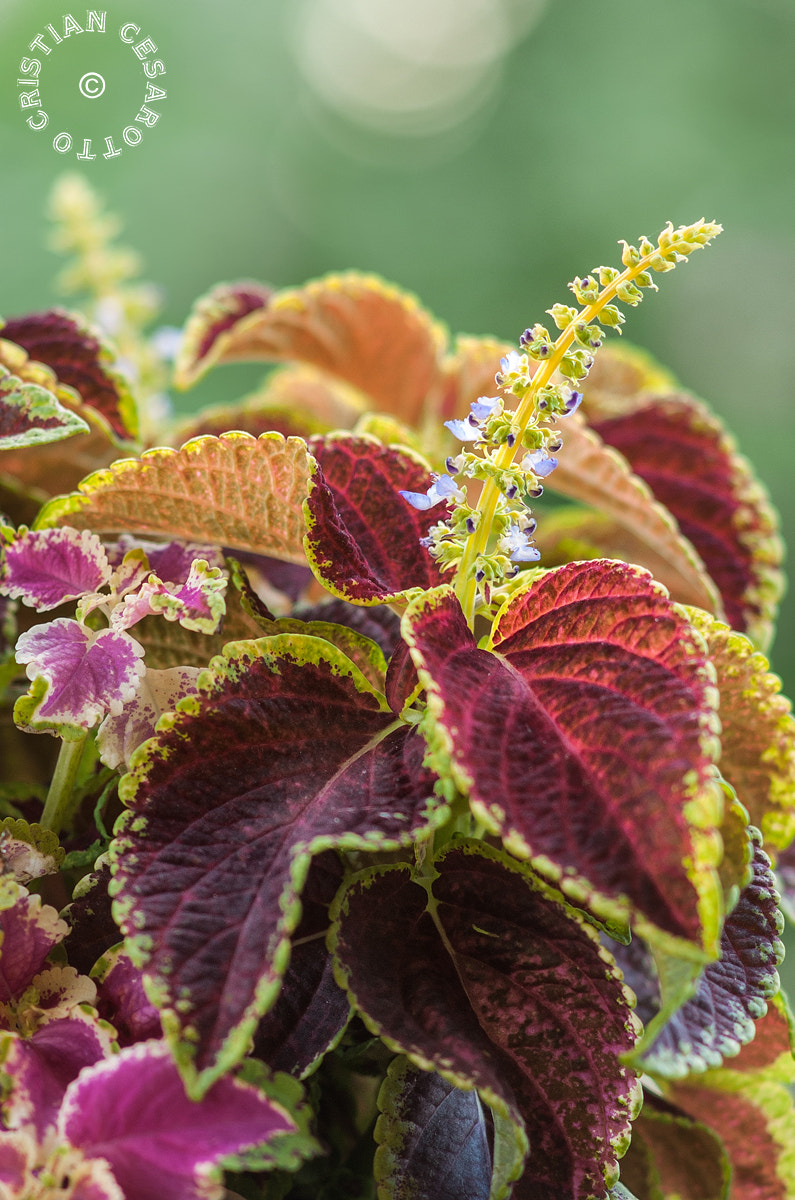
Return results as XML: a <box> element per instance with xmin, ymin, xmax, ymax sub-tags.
<box><xmin>40</xmin><ymin>734</ymin><xmax>88</xmax><ymax>833</ymax></box>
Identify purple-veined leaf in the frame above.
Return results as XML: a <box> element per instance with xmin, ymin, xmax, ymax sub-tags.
<box><xmin>667</xmin><ymin>995</ymin><xmax>795</xmax><ymax>1200</ymax></box>
<box><xmin>0</xmin><ymin>881</ymin><xmax>68</xmax><ymax>1004</ymax></box>
<box><xmin>175</xmin><ymin>275</ymin><xmax>447</xmax><ymax>429</ymax></box>
<box><xmin>97</xmin><ymin>667</ymin><xmax>201</xmax><ymax>771</ymax></box>
<box><xmin>1</xmin><ymin>527</ymin><xmax>111</xmax><ymax>611</ymax></box>
<box><xmin>110</xmin><ymin>634</ymin><xmax>446</xmax><ymax>1096</ymax></box>
<box><xmin>1</xmin><ymin>310</ymin><xmax>138</xmax><ymax>443</ymax></box>
<box><xmin>586</xmin><ymin>389</ymin><xmax>783</xmax><ymax>650</ymax></box>
<box><xmin>35</xmin><ymin>433</ymin><xmax>313</xmax><ymax>566</ymax></box>
<box><xmin>685</xmin><ymin>608</ymin><xmax>795</xmax><ymax>853</ymax></box>
<box><xmin>92</xmin><ymin>946</ymin><xmax>162</xmax><ymax>1047</ymax></box>
<box><xmin>252</xmin><ymin>853</ymin><xmax>350</xmax><ymax>1078</ymax></box>
<box><xmin>374</xmin><ymin>1056</ymin><xmax>517</xmax><ymax>1200</ymax></box>
<box><xmin>56</xmin><ymin>1041</ymin><xmax>303</xmax><ymax>1200</ymax></box>
<box><xmin>0</xmin><ymin>818</ymin><xmax>64</xmax><ymax>883</ymax></box>
<box><xmin>105</xmin><ymin>535</ymin><xmax>227</xmax><ymax>582</ymax></box>
<box><xmin>627</xmin><ymin>830</ymin><xmax>784</xmax><ymax>1076</ymax></box>
<box><xmin>403</xmin><ymin>565</ymin><xmax>723</xmax><ymax>953</ymax></box>
<box><xmin>618</xmin><ymin>1092</ymin><xmax>730</xmax><ymax>1200</ymax></box>
<box><xmin>332</xmin><ymin>840</ymin><xmax>642</xmax><ymax>1200</ymax></box>
<box><xmin>304</xmin><ymin>434</ymin><xmax>448</xmax><ymax>604</ymax></box>
<box><xmin>14</xmin><ymin>619</ymin><xmax>146</xmax><ymax>737</ymax></box>
<box><xmin>0</xmin><ymin>366</ymin><xmax>90</xmax><ymax>450</ymax></box>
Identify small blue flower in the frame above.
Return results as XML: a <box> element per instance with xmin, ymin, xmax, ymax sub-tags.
<box><xmin>399</xmin><ymin>473</ymin><xmax>458</xmax><ymax>511</ymax></box>
<box><xmin>470</xmin><ymin>395</ymin><xmax>501</xmax><ymax>421</ymax></box>
<box><xmin>522</xmin><ymin>448</ymin><xmax>559</xmax><ymax>478</ymax></box>
<box><xmin>497</xmin><ymin>524</ymin><xmax>541</xmax><ymax>563</ymax></box>
<box><xmin>444</xmin><ymin>417</ymin><xmax>480</xmax><ymax>442</ymax></box>
<box><xmin>562</xmin><ymin>389</ymin><xmax>583</xmax><ymax>416</ymax></box>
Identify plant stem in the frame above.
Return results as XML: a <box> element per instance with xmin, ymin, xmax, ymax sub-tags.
<box><xmin>40</xmin><ymin>735</ymin><xmax>88</xmax><ymax>834</ymax></box>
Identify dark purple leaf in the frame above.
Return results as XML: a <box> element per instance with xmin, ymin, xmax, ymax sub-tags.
<box><xmin>63</xmin><ymin>862</ymin><xmax>119</xmax><ymax>978</ymax></box>
<box><xmin>332</xmin><ymin>840</ymin><xmax>641</xmax><ymax>1200</ymax></box>
<box><xmin>640</xmin><ymin>831</ymin><xmax>785</xmax><ymax>1077</ymax></box>
<box><xmin>403</xmin><ymin>565</ymin><xmax>722</xmax><ymax>950</ymax></box>
<box><xmin>2</xmin><ymin>311</ymin><xmax>138</xmax><ymax>442</ymax></box>
<box><xmin>111</xmin><ymin>635</ymin><xmax>444</xmax><ymax>1094</ymax></box>
<box><xmin>304</xmin><ymin>435</ymin><xmax>448</xmax><ymax>604</ymax></box>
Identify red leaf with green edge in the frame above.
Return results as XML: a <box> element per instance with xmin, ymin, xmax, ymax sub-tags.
<box><xmin>629</xmin><ymin>831</ymin><xmax>784</xmax><ymax>1077</ymax></box>
<box><xmin>666</xmin><ymin>995</ymin><xmax>795</xmax><ymax>1200</ymax></box>
<box><xmin>177</xmin><ymin>281</ymin><xmax>274</xmax><ymax>374</ymax></box>
<box><xmin>618</xmin><ymin>1093</ymin><xmax>730</xmax><ymax>1200</ymax></box>
<box><xmin>547</xmin><ymin>417</ymin><xmax>721</xmax><ymax>617</ymax></box>
<box><xmin>173</xmin><ymin>363</ymin><xmax>364</xmax><ymax>443</ymax></box>
<box><xmin>304</xmin><ymin>434</ymin><xmax>448</xmax><ymax>604</ymax></box>
<box><xmin>375</xmin><ymin>1056</ymin><xmax>521</xmax><ymax>1200</ymax></box>
<box><xmin>34</xmin><ymin>433</ymin><xmax>313</xmax><ymax>565</ymax></box>
<box><xmin>685</xmin><ymin>608</ymin><xmax>795</xmax><ymax>853</ymax></box>
<box><xmin>110</xmin><ymin>634</ymin><xmax>446</xmax><ymax>1096</ymax></box>
<box><xmin>252</xmin><ymin>853</ymin><xmax>351</xmax><ymax>1078</ymax></box>
<box><xmin>176</xmin><ymin>274</ymin><xmax>448</xmax><ymax>429</ymax></box>
<box><xmin>0</xmin><ymin>366</ymin><xmax>90</xmax><ymax>449</ymax></box>
<box><xmin>331</xmin><ymin>840</ymin><xmax>641</xmax><ymax>1200</ymax></box>
<box><xmin>587</xmin><ymin>394</ymin><xmax>783</xmax><ymax>650</ymax></box>
<box><xmin>2</xmin><ymin>311</ymin><xmax>138</xmax><ymax>443</ymax></box>
<box><xmin>403</xmin><ymin>567</ymin><xmax>723</xmax><ymax>954</ymax></box>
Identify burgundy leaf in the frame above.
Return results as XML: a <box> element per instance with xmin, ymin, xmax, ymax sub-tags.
<box><xmin>252</xmin><ymin>854</ymin><xmax>350</xmax><ymax>1078</ymax></box>
<box><xmin>332</xmin><ymin>841</ymin><xmax>641</xmax><ymax>1200</ymax></box>
<box><xmin>589</xmin><ymin>395</ymin><xmax>783</xmax><ymax>648</ymax></box>
<box><xmin>641</xmin><ymin>831</ymin><xmax>784</xmax><ymax>1077</ymax></box>
<box><xmin>175</xmin><ymin>281</ymin><xmax>274</xmax><ymax>385</ymax></box>
<box><xmin>2</xmin><ymin>311</ymin><xmax>138</xmax><ymax>442</ymax></box>
<box><xmin>304</xmin><ymin>435</ymin><xmax>448</xmax><ymax>604</ymax></box>
<box><xmin>403</xmin><ymin>565</ymin><xmax>722</xmax><ymax>950</ymax></box>
<box><xmin>58</xmin><ymin>1041</ymin><xmax>297</xmax><ymax>1200</ymax></box>
<box><xmin>111</xmin><ymin>635</ymin><xmax>444</xmax><ymax>1094</ymax></box>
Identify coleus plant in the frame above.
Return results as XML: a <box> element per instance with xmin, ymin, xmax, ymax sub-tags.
<box><xmin>0</xmin><ymin>194</ymin><xmax>794</xmax><ymax>1200</ymax></box>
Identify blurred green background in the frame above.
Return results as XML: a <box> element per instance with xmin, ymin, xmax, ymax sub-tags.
<box><xmin>2</xmin><ymin>1</ymin><xmax>794</xmax><ymax>674</ymax></box>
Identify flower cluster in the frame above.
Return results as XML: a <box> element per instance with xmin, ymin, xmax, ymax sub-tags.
<box><xmin>402</xmin><ymin>219</ymin><xmax>723</xmax><ymax>625</ymax></box>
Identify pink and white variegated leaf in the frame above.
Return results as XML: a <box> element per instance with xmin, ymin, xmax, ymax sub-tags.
<box><xmin>97</xmin><ymin>667</ymin><xmax>201</xmax><ymax>771</ymax></box>
<box><xmin>57</xmin><ymin>1042</ymin><xmax>307</xmax><ymax>1200</ymax></box>
<box><xmin>0</xmin><ymin>527</ymin><xmax>111</xmax><ymax>611</ymax></box>
<box><xmin>111</xmin><ymin>560</ymin><xmax>227</xmax><ymax>635</ymax></box>
<box><xmin>0</xmin><ymin>881</ymin><xmax>68</xmax><ymax>1005</ymax></box>
<box><xmin>14</xmin><ymin>619</ymin><xmax>146</xmax><ymax>736</ymax></box>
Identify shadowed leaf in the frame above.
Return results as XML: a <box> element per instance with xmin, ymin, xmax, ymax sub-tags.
<box><xmin>332</xmin><ymin>841</ymin><xmax>641</xmax><ymax>1200</ymax></box>
<box><xmin>618</xmin><ymin>1093</ymin><xmax>730</xmax><ymax>1200</ymax></box>
<box><xmin>111</xmin><ymin>635</ymin><xmax>445</xmax><ymax>1095</ymax></box>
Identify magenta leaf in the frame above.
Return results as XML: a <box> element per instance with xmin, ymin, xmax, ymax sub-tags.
<box><xmin>0</xmin><ymin>366</ymin><xmax>90</xmax><ymax>449</ymax></box>
<box><xmin>110</xmin><ymin>635</ymin><xmax>445</xmax><ymax>1095</ymax></box>
<box><xmin>1</xmin><ymin>527</ymin><xmax>111</xmax><ymax>611</ymax></box>
<box><xmin>115</xmin><ymin>559</ymin><xmax>228</xmax><ymax>634</ymax></box>
<box><xmin>638</xmin><ymin>830</ymin><xmax>785</xmax><ymax>1078</ymax></box>
<box><xmin>57</xmin><ymin>1042</ymin><xmax>301</xmax><ymax>1200</ymax></box>
<box><xmin>403</xmin><ymin>564</ymin><xmax>723</xmax><ymax>951</ymax></box>
<box><xmin>374</xmin><ymin>1057</ymin><xmax>499</xmax><ymax>1200</ymax></box>
<box><xmin>105</xmin><ymin>536</ymin><xmax>227</xmax><ymax>583</ymax></box>
<box><xmin>1</xmin><ymin>310</ymin><xmax>138</xmax><ymax>442</ymax></box>
<box><xmin>14</xmin><ymin>620</ymin><xmax>146</xmax><ymax>735</ymax></box>
<box><xmin>252</xmin><ymin>853</ymin><xmax>350</xmax><ymax>1078</ymax></box>
<box><xmin>332</xmin><ymin>840</ymin><xmax>641</xmax><ymax>1200</ymax></box>
<box><xmin>0</xmin><ymin>881</ymin><xmax>68</xmax><ymax>1004</ymax></box>
<box><xmin>304</xmin><ymin>435</ymin><xmax>448</xmax><ymax>604</ymax></box>
<box><xmin>0</xmin><ymin>1014</ymin><xmax>110</xmax><ymax>1141</ymax></box>
<box><xmin>589</xmin><ymin>396</ymin><xmax>782</xmax><ymax>647</ymax></box>
<box><xmin>93</xmin><ymin>947</ymin><xmax>162</xmax><ymax>1047</ymax></box>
